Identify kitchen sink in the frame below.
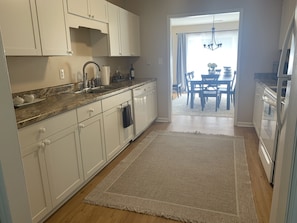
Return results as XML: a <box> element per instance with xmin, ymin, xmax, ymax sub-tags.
<box><xmin>73</xmin><ymin>86</ymin><xmax>117</xmax><ymax>94</ymax></box>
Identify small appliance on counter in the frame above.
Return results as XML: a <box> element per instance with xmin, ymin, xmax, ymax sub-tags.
<box><xmin>112</xmin><ymin>69</ymin><xmax>127</xmax><ymax>82</ymax></box>
<box><xmin>101</xmin><ymin>66</ymin><xmax>110</xmax><ymax>85</ymax></box>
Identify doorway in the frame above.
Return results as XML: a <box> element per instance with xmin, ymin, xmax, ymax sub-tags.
<box><xmin>170</xmin><ymin>12</ymin><xmax>240</xmax><ymax>118</ymax></box>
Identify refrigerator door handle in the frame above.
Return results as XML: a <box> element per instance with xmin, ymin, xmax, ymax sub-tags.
<box><xmin>276</xmin><ymin>77</ymin><xmax>290</xmax><ymax>129</ymax></box>
<box><xmin>277</xmin><ymin>15</ymin><xmax>295</xmax><ymax>129</ymax></box>
<box><xmin>277</xmin><ymin>15</ymin><xmax>295</xmax><ymax>79</ymax></box>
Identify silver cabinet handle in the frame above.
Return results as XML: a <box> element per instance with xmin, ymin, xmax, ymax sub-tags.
<box><xmin>39</xmin><ymin>127</ymin><xmax>46</xmax><ymax>133</ymax></box>
<box><xmin>79</xmin><ymin>123</ymin><xmax>85</xmax><ymax>129</ymax></box>
<box><xmin>43</xmin><ymin>139</ymin><xmax>51</xmax><ymax>145</ymax></box>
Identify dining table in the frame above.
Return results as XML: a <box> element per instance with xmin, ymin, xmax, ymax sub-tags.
<box><xmin>190</xmin><ymin>74</ymin><xmax>234</xmax><ymax>110</ymax></box>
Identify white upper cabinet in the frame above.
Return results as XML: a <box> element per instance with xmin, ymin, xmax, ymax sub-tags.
<box><xmin>0</xmin><ymin>0</ymin><xmax>41</xmax><ymax>55</ymax></box>
<box><xmin>0</xmin><ymin>0</ymin><xmax>72</xmax><ymax>56</ymax></box>
<box><xmin>89</xmin><ymin>0</ymin><xmax>108</xmax><ymax>23</ymax></box>
<box><xmin>107</xmin><ymin>2</ymin><xmax>121</xmax><ymax>56</ymax></box>
<box><xmin>129</xmin><ymin>12</ymin><xmax>140</xmax><ymax>56</ymax></box>
<box><xmin>67</xmin><ymin>0</ymin><xmax>108</xmax><ymax>23</ymax></box>
<box><xmin>107</xmin><ymin>3</ymin><xmax>140</xmax><ymax>56</ymax></box>
<box><xmin>36</xmin><ymin>0</ymin><xmax>72</xmax><ymax>56</ymax></box>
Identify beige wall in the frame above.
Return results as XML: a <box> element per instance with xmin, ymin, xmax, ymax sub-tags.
<box><xmin>123</xmin><ymin>0</ymin><xmax>282</xmax><ymax>125</ymax></box>
<box><xmin>8</xmin><ymin>27</ymin><xmax>136</xmax><ymax>93</ymax></box>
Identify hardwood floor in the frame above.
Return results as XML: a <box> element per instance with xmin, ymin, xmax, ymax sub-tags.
<box><xmin>45</xmin><ymin>115</ymin><xmax>272</xmax><ymax>223</ymax></box>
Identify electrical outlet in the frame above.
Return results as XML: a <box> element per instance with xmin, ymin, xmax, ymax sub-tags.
<box><xmin>59</xmin><ymin>69</ymin><xmax>65</xmax><ymax>80</ymax></box>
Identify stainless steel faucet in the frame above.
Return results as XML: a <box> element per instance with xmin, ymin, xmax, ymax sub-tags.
<box><xmin>82</xmin><ymin>61</ymin><xmax>101</xmax><ymax>88</ymax></box>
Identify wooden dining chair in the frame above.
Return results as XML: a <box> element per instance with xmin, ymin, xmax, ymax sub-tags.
<box><xmin>184</xmin><ymin>71</ymin><xmax>202</xmax><ymax>105</ymax></box>
<box><xmin>200</xmin><ymin>74</ymin><xmax>221</xmax><ymax>111</ymax></box>
<box><xmin>220</xmin><ymin>71</ymin><xmax>236</xmax><ymax>104</ymax></box>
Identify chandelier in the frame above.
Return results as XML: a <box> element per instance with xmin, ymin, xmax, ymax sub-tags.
<box><xmin>203</xmin><ymin>16</ymin><xmax>222</xmax><ymax>51</ymax></box>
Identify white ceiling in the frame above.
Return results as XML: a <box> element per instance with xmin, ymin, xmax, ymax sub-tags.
<box><xmin>171</xmin><ymin>12</ymin><xmax>240</xmax><ymax>26</ymax></box>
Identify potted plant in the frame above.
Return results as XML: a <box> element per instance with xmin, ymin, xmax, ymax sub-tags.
<box><xmin>208</xmin><ymin>63</ymin><xmax>217</xmax><ymax>74</ymax></box>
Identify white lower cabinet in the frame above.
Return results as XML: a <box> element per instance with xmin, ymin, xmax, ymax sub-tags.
<box><xmin>121</xmin><ymin>100</ymin><xmax>134</xmax><ymax>146</ymax></box>
<box><xmin>18</xmin><ymin>86</ymin><xmax>155</xmax><ymax>222</ymax></box>
<box><xmin>147</xmin><ymin>81</ymin><xmax>158</xmax><ymax>124</ymax></box>
<box><xmin>18</xmin><ymin>110</ymin><xmax>83</xmax><ymax>223</ymax></box>
<box><xmin>21</xmin><ymin>144</ymin><xmax>52</xmax><ymax>223</ymax></box>
<box><xmin>253</xmin><ymin>82</ymin><xmax>265</xmax><ymax>137</ymax></box>
<box><xmin>44</xmin><ymin>125</ymin><xmax>83</xmax><ymax>207</ymax></box>
<box><xmin>103</xmin><ymin>106</ymin><xmax>122</xmax><ymax>160</ymax></box>
<box><xmin>77</xmin><ymin>101</ymin><xmax>106</xmax><ymax>180</ymax></box>
<box><xmin>102</xmin><ymin>91</ymin><xmax>134</xmax><ymax>161</ymax></box>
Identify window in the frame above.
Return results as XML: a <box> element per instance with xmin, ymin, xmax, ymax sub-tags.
<box><xmin>186</xmin><ymin>30</ymin><xmax>238</xmax><ymax>77</ymax></box>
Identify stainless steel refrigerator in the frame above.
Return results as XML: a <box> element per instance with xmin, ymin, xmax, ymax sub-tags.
<box><xmin>270</xmin><ymin>7</ymin><xmax>297</xmax><ymax>223</ymax></box>
<box><xmin>0</xmin><ymin>30</ymin><xmax>32</xmax><ymax>222</ymax></box>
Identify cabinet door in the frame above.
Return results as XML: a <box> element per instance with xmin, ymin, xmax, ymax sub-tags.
<box><xmin>120</xmin><ymin>9</ymin><xmax>140</xmax><ymax>56</ymax></box>
<box><xmin>128</xmin><ymin>12</ymin><xmax>140</xmax><ymax>56</ymax></box>
<box><xmin>120</xmin><ymin>101</ymin><xmax>134</xmax><ymax>146</ymax></box>
<box><xmin>103</xmin><ymin>106</ymin><xmax>122</xmax><ymax>161</ymax></box>
<box><xmin>119</xmin><ymin>8</ymin><xmax>130</xmax><ymax>56</ymax></box>
<box><xmin>147</xmin><ymin>83</ymin><xmax>158</xmax><ymax>123</ymax></box>
<box><xmin>22</xmin><ymin>144</ymin><xmax>52</xmax><ymax>223</ymax></box>
<box><xmin>152</xmin><ymin>85</ymin><xmax>158</xmax><ymax>120</ymax></box>
<box><xmin>0</xmin><ymin>0</ymin><xmax>41</xmax><ymax>55</ymax></box>
<box><xmin>107</xmin><ymin>2</ymin><xmax>121</xmax><ymax>56</ymax></box>
<box><xmin>107</xmin><ymin>3</ymin><xmax>140</xmax><ymax>56</ymax></box>
<box><xmin>89</xmin><ymin>0</ymin><xmax>108</xmax><ymax>23</ymax></box>
<box><xmin>43</xmin><ymin>125</ymin><xmax>83</xmax><ymax>207</ymax></box>
<box><xmin>36</xmin><ymin>0</ymin><xmax>72</xmax><ymax>55</ymax></box>
<box><xmin>66</xmin><ymin>0</ymin><xmax>88</xmax><ymax>18</ymax></box>
<box><xmin>79</xmin><ymin>114</ymin><xmax>106</xmax><ymax>180</ymax></box>
<box><xmin>253</xmin><ymin>83</ymin><xmax>265</xmax><ymax>137</ymax></box>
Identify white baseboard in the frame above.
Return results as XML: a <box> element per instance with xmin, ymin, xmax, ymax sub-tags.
<box><xmin>236</xmin><ymin>121</ymin><xmax>254</xmax><ymax>128</ymax></box>
<box><xmin>156</xmin><ymin>117</ymin><xmax>170</xmax><ymax>122</ymax></box>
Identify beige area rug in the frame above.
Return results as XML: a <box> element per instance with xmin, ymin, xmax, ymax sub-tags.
<box><xmin>172</xmin><ymin>93</ymin><xmax>234</xmax><ymax>117</ymax></box>
<box><xmin>85</xmin><ymin>131</ymin><xmax>258</xmax><ymax>223</ymax></box>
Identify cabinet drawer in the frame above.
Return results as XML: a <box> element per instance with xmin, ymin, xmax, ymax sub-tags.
<box><xmin>102</xmin><ymin>90</ymin><xmax>132</xmax><ymax>111</ymax></box>
<box><xmin>146</xmin><ymin>81</ymin><xmax>156</xmax><ymax>90</ymax></box>
<box><xmin>18</xmin><ymin>110</ymin><xmax>77</xmax><ymax>148</ymax></box>
<box><xmin>77</xmin><ymin>101</ymin><xmax>102</xmax><ymax>122</ymax></box>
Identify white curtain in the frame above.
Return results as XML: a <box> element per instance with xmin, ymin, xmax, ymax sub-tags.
<box><xmin>186</xmin><ymin>30</ymin><xmax>238</xmax><ymax>78</ymax></box>
<box><xmin>176</xmin><ymin>33</ymin><xmax>187</xmax><ymax>89</ymax></box>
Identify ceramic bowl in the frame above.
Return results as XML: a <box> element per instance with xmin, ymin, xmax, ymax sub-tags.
<box><xmin>13</xmin><ymin>96</ymin><xmax>25</xmax><ymax>106</ymax></box>
<box><xmin>23</xmin><ymin>94</ymin><xmax>35</xmax><ymax>103</ymax></box>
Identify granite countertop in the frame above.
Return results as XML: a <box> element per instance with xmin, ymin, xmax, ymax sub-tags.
<box><xmin>14</xmin><ymin>78</ymin><xmax>155</xmax><ymax>129</ymax></box>
<box><xmin>254</xmin><ymin>72</ymin><xmax>278</xmax><ymax>88</ymax></box>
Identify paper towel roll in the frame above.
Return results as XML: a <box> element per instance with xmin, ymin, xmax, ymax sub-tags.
<box><xmin>101</xmin><ymin>66</ymin><xmax>110</xmax><ymax>85</ymax></box>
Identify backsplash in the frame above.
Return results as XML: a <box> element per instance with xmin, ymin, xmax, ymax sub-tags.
<box><xmin>254</xmin><ymin>72</ymin><xmax>277</xmax><ymax>81</ymax></box>
<box><xmin>12</xmin><ymin>83</ymin><xmax>76</xmax><ymax>100</ymax></box>
<box><xmin>7</xmin><ymin>28</ymin><xmax>138</xmax><ymax>94</ymax></box>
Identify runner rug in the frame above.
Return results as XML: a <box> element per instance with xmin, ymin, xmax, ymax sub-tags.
<box><xmin>85</xmin><ymin>131</ymin><xmax>258</xmax><ymax>223</ymax></box>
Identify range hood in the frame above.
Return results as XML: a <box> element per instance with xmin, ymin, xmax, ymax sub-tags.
<box><xmin>67</xmin><ymin>13</ymin><xmax>108</xmax><ymax>34</ymax></box>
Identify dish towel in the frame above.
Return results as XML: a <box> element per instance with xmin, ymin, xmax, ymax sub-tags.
<box><xmin>122</xmin><ymin>104</ymin><xmax>133</xmax><ymax>128</ymax></box>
